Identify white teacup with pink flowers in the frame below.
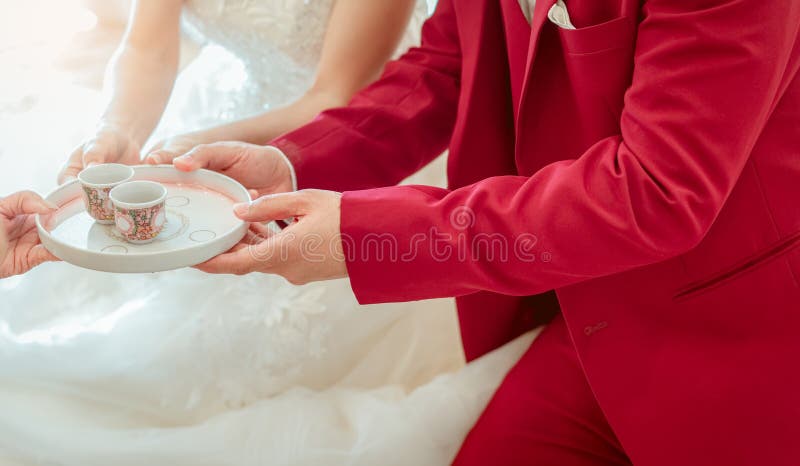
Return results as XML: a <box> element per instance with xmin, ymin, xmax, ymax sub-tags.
<box><xmin>77</xmin><ymin>164</ymin><xmax>135</xmax><ymax>224</ymax></box>
<box><xmin>109</xmin><ymin>180</ymin><xmax>167</xmax><ymax>244</ymax></box>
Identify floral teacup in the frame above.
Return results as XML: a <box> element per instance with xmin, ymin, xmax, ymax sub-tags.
<box><xmin>109</xmin><ymin>180</ymin><xmax>168</xmax><ymax>244</ymax></box>
<box><xmin>77</xmin><ymin>164</ymin><xmax>135</xmax><ymax>224</ymax></box>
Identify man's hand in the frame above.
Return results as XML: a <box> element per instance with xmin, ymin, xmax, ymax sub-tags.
<box><xmin>143</xmin><ymin>133</ymin><xmax>204</xmax><ymax>166</ymax></box>
<box><xmin>58</xmin><ymin>124</ymin><xmax>142</xmax><ymax>184</ymax></box>
<box><xmin>0</xmin><ymin>191</ymin><xmax>59</xmax><ymax>278</ymax></box>
<box><xmin>196</xmin><ymin>190</ymin><xmax>347</xmax><ymax>284</ymax></box>
<box><xmin>172</xmin><ymin>142</ymin><xmax>295</xmax><ymax>197</ymax></box>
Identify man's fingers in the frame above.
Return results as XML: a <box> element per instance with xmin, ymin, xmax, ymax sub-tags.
<box><xmin>0</xmin><ymin>191</ymin><xmax>58</xmax><ymax>219</ymax></box>
<box><xmin>145</xmin><ymin>149</ymin><xmax>180</xmax><ymax>165</ymax></box>
<box><xmin>233</xmin><ymin>192</ymin><xmax>309</xmax><ymax>222</ymax></box>
<box><xmin>194</xmin><ymin>244</ymin><xmax>254</xmax><ymax>275</ymax></box>
<box><xmin>173</xmin><ymin>143</ymin><xmax>240</xmax><ymax>173</ymax></box>
<box><xmin>243</xmin><ymin>229</ymin><xmax>263</xmax><ymax>244</ymax></box>
<box><xmin>196</xmin><ymin>223</ymin><xmax>278</xmax><ymax>274</ymax></box>
<box><xmin>249</xmin><ymin>221</ymin><xmax>276</xmax><ymax>238</ymax></box>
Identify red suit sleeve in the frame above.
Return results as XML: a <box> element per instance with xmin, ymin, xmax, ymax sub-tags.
<box><xmin>277</xmin><ymin>0</ymin><xmax>800</xmax><ymax>303</ymax></box>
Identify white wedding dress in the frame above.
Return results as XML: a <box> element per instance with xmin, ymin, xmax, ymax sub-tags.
<box><xmin>0</xmin><ymin>1</ymin><xmax>539</xmax><ymax>464</ymax></box>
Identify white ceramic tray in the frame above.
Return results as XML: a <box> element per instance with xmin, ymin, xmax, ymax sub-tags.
<box><xmin>36</xmin><ymin>165</ymin><xmax>251</xmax><ymax>273</ymax></box>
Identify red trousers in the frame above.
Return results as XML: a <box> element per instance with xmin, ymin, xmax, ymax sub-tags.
<box><xmin>453</xmin><ymin>314</ymin><xmax>632</xmax><ymax>466</ymax></box>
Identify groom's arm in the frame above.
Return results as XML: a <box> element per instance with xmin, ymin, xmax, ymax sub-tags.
<box><xmin>270</xmin><ymin>0</ymin><xmax>461</xmax><ymax>191</ymax></box>
<box><xmin>337</xmin><ymin>0</ymin><xmax>799</xmax><ymax>302</ymax></box>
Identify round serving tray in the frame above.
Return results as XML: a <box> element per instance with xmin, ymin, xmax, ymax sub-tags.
<box><xmin>36</xmin><ymin>165</ymin><xmax>251</xmax><ymax>273</ymax></box>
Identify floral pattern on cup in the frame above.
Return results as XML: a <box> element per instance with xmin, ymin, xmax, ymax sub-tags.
<box><xmin>82</xmin><ymin>186</ymin><xmax>115</xmax><ymax>223</ymax></box>
<box><xmin>77</xmin><ymin>163</ymin><xmax>135</xmax><ymax>225</ymax></box>
<box><xmin>114</xmin><ymin>203</ymin><xmax>167</xmax><ymax>243</ymax></box>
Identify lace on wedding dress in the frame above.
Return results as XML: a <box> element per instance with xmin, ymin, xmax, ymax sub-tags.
<box><xmin>181</xmin><ymin>0</ymin><xmax>334</xmax><ymax>111</ymax></box>
<box><xmin>171</xmin><ymin>0</ymin><xmax>428</xmax><ymax>118</ymax></box>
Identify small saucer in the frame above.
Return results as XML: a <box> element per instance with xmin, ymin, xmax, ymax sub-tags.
<box><xmin>36</xmin><ymin>165</ymin><xmax>251</xmax><ymax>273</ymax></box>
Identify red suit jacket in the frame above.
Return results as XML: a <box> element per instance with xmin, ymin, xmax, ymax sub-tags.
<box><xmin>272</xmin><ymin>0</ymin><xmax>800</xmax><ymax>463</ymax></box>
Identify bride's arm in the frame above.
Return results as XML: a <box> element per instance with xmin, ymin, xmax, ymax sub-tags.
<box><xmin>59</xmin><ymin>0</ymin><xmax>183</xmax><ymax>182</ymax></box>
<box><xmin>99</xmin><ymin>0</ymin><xmax>183</xmax><ymax>145</ymax></box>
<box><xmin>145</xmin><ymin>0</ymin><xmax>419</xmax><ymax>163</ymax></box>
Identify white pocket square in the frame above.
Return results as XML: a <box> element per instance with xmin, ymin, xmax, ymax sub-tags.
<box><xmin>547</xmin><ymin>0</ymin><xmax>576</xmax><ymax>30</ymax></box>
